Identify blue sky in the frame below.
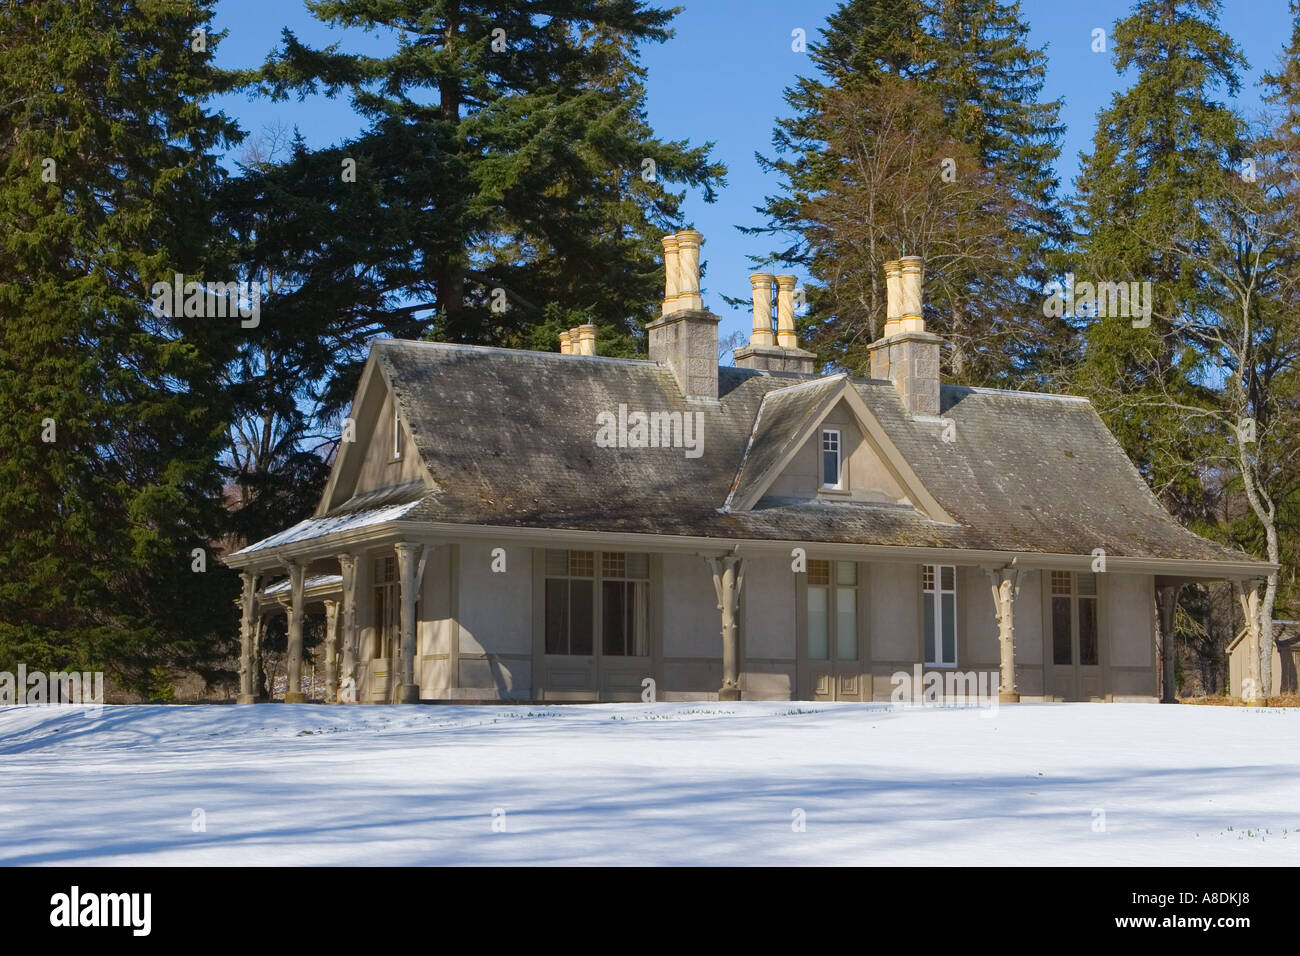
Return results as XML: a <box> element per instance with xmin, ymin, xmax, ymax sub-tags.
<box><xmin>210</xmin><ymin>0</ymin><xmax>1296</xmax><ymax>345</ymax></box>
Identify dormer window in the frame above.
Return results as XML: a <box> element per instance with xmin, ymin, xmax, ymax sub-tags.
<box><xmin>392</xmin><ymin>405</ymin><xmax>403</xmax><ymax>461</ymax></box>
<box><xmin>822</xmin><ymin>429</ymin><xmax>842</xmax><ymax>489</ymax></box>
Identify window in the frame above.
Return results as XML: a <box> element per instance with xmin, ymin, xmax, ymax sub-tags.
<box><xmin>545</xmin><ymin>550</ymin><xmax>648</xmax><ymax>657</ymax></box>
<box><xmin>923</xmin><ymin>564</ymin><xmax>957</xmax><ymax>666</ymax></box>
<box><xmin>807</xmin><ymin>560</ymin><xmax>858</xmax><ymax>661</ymax></box>
<box><xmin>822</xmin><ymin>429</ymin><xmax>842</xmax><ymax>489</ymax></box>
<box><xmin>601</xmin><ymin>552</ymin><xmax>649</xmax><ymax>656</ymax></box>
<box><xmin>1051</xmin><ymin>571</ymin><xmax>1098</xmax><ymax>667</ymax></box>
<box><xmin>373</xmin><ymin>556</ymin><xmax>398</xmax><ymax>659</ymax></box>
<box><xmin>391</xmin><ymin>405</ymin><xmax>403</xmax><ymax>460</ymax></box>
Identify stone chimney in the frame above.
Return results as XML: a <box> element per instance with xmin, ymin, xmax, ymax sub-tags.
<box><xmin>559</xmin><ymin>324</ymin><xmax>597</xmax><ymax>355</ymax></box>
<box><xmin>883</xmin><ymin>260</ymin><xmax>902</xmax><ymax>337</ymax></box>
<box><xmin>868</xmin><ymin>254</ymin><xmax>942</xmax><ymax>416</ymax></box>
<box><xmin>735</xmin><ymin>272</ymin><xmax>816</xmax><ymax>374</ymax></box>
<box><xmin>648</xmin><ymin>229</ymin><xmax>720</xmax><ymax>400</ymax></box>
<box><xmin>661</xmin><ymin>233</ymin><xmax>680</xmax><ymax>314</ymax></box>
<box><xmin>747</xmin><ymin>273</ymin><xmax>775</xmax><ymax>347</ymax></box>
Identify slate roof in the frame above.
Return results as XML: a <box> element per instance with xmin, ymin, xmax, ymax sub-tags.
<box><xmin>236</xmin><ymin>339</ymin><xmax>1260</xmax><ymax>567</ymax></box>
<box><xmin>725</xmin><ymin>374</ymin><xmax>851</xmax><ymax>511</ymax></box>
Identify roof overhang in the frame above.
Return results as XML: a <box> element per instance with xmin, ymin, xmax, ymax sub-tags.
<box><xmin>222</xmin><ymin>516</ymin><xmax>1275</xmax><ymax>582</ymax></box>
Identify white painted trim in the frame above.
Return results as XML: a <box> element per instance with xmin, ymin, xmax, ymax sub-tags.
<box><xmin>922</xmin><ymin>563</ymin><xmax>959</xmax><ymax>667</ymax></box>
<box><xmin>821</xmin><ymin>427</ymin><xmax>843</xmax><ymax>490</ymax></box>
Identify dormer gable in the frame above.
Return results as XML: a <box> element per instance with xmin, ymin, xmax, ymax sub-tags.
<box><xmin>723</xmin><ymin>374</ymin><xmax>951</xmax><ymax>522</ymax></box>
<box><xmin>315</xmin><ymin>346</ymin><xmax>435</xmax><ymax>517</ymax></box>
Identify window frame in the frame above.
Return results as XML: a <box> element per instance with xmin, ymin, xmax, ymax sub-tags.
<box><xmin>806</xmin><ymin>559</ymin><xmax>860</xmax><ymax>663</ymax></box>
<box><xmin>544</xmin><ymin>550</ymin><xmax>649</xmax><ymax>659</ymax></box>
<box><xmin>372</xmin><ymin>555</ymin><xmax>398</xmax><ymax>659</ymax></box>
<box><xmin>821</xmin><ymin>428</ymin><xmax>843</xmax><ymax>490</ymax></box>
<box><xmin>1050</xmin><ymin>571</ymin><xmax>1099</xmax><ymax>668</ymax></box>
<box><xmin>391</xmin><ymin>404</ymin><xmax>404</xmax><ymax>461</ymax></box>
<box><xmin>922</xmin><ymin>564</ymin><xmax>959</xmax><ymax>668</ymax></box>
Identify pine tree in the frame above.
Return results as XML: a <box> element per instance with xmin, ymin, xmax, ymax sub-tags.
<box><xmin>248</xmin><ymin>0</ymin><xmax>724</xmax><ymax>348</ymax></box>
<box><xmin>753</xmin><ymin>0</ymin><xmax>1066</xmax><ymax>385</ymax></box>
<box><xmin>787</xmin><ymin>77</ymin><xmax>1028</xmax><ymax>371</ymax></box>
<box><xmin>923</xmin><ymin>0</ymin><xmax>1068</xmax><ymax>380</ymax></box>
<box><xmin>220</xmin><ymin>2</ymin><xmax>723</xmax><ymax>545</ymax></box>
<box><xmin>1070</xmin><ymin>0</ymin><xmax>1248</xmax><ymax>520</ymax></box>
<box><xmin>0</xmin><ymin>0</ymin><xmax>243</xmax><ymax>692</ymax></box>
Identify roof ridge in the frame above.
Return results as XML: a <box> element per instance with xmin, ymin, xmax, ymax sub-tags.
<box><xmin>944</xmin><ymin>384</ymin><xmax>1091</xmax><ymax>404</ymax></box>
<box><xmin>763</xmin><ymin>372</ymin><xmax>848</xmax><ymax>396</ymax></box>
<box><xmin>375</xmin><ymin>338</ymin><xmax>656</xmax><ymax>368</ymax></box>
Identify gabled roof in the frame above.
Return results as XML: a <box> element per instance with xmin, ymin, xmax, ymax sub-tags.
<box><xmin>1228</xmin><ymin>620</ymin><xmax>1300</xmax><ymax>653</ymax></box>
<box><xmin>723</xmin><ymin>373</ymin><xmax>951</xmax><ymax>521</ymax></box>
<box><xmin>723</xmin><ymin>375</ymin><xmax>845</xmax><ymax>511</ymax></box>
<box><xmin>232</xmin><ymin>339</ymin><xmax>1264</xmax><ymax>569</ymax></box>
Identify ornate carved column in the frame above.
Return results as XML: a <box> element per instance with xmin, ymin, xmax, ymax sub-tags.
<box><xmin>338</xmin><ymin>553</ymin><xmax>359</xmax><ymax>704</ymax></box>
<box><xmin>709</xmin><ymin>555</ymin><xmax>745</xmax><ymax>702</ymax></box>
<box><xmin>323</xmin><ymin>599</ymin><xmax>340</xmax><ymax>703</ymax></box>
<box><xmin>985</xmin><ymin>567</ymin><xmax>1021</xmax><ymax>703</ymax></box>
<box><xmin>252</xmin><ymin>615</ymin><xmax>268</xmax><ymax>699</ymax></box>
<box><xmin>1155</xmin><ymin>584</ymin><xmax>1182</xmax><ymax>703</ymax></box>
<box><xmin>283</xmin><ymin>560</ymin><xmax>307</xmax><ymax>703</ymax></box>
<box><xmin>237</xmin><ymin>571</ymin><xmax>260</xmax><ymax>704</ymax></box>
<box><xmin>395</xmin><ymin>542</ymin><xmax>424</xmax><ymax>704</ymax></box>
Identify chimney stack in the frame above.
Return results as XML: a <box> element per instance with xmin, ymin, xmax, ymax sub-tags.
<box><xmin>898</xmin><ymin>256</ymin><xmax>924</xmax><ymax>332</ymax></box>
<box><xmin>735</xmin><ymin>272</ymin><xmax>815</xmax><ymax>374</ymax></box>
<box><xmin>774</xmin><ymin>276</ymin><xmax>799</xmax><ymax>348</ymax></box>
<box><xmin>559</xmin><ymin>325</ymin><xmax>597</xmax><ymax>356</ymax></box>
<box><xmin>883</xmin><ymin>260</ymin><xmax>902</xmax><ymax>337</ymax></box>
<box><xmin>869</xmin><ymin>254</ymin><xmax>942</xmax><ymax>416</ymax></box>
<box><xmin>661</xmin><ymin>234</ymin><xmax>680</xmax><ymax>315</ymax></box>
<box><xmin>648</xmin><ymin>228</ymin><xmax>720</xmax><ymax>400</ymax></box>
<box><xmin>749</xmin><ymin>273</ymin><xmax>775</xmax><ymax>347</ymax></box>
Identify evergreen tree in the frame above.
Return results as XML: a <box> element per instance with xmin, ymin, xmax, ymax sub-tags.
<box><xmin>753</xmin><ymin>0</ymin><xmax>1066</xmax><ymax>385</ymax></box>
<box><xmin>217</xmin><ymin>127</ymin><xmax>404</xmax><ymax>548</ymax></box>
<box><xmin>786</xmin><ymin>77</ymin><xmax>1028</xmax><ymax>371</ymax></box>
<box><xmin>0</xmin><ymin>0</ymin><xmax>243</xmax><ymax>692</ymax></box>
<box><xmin>220</xmin><ymin>2</ymin><xmax>723</xmax><ymax>541</ymax></box>
<box><xmin>1069</xmin><ymin>0</ymin><xmax>1248</xmax><ymax>521</ymax></box>
<box><xmin>247</xmin><ymin>0</ymin><xmax>724</xmax><ymax>349</ymax></box>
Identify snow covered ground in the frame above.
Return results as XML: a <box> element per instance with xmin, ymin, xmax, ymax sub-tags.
<box><xmin>0</xmin><ymin>701</ymin><xmax>1295</xmax><ymax>865</ymax></box>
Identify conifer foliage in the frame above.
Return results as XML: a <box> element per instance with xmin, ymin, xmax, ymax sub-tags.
<box><xmin>248</xmin><ymin>0</ymin><xmax>725</xmax><ymax>348</ymax></box>
<box><xmin>0</xmin><ymin>0</ymin><xmax>244</xmax><ymax>690</ymax></box>
<box><xmin>1070</xmin><ymin>0</ymin><xmax>1249</xmax><ymax>516</ymax></box>
<box><xmin>755</xmin><ymin>0</ymin><xmax>1066</xmax><ymax>385</ymax></box>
